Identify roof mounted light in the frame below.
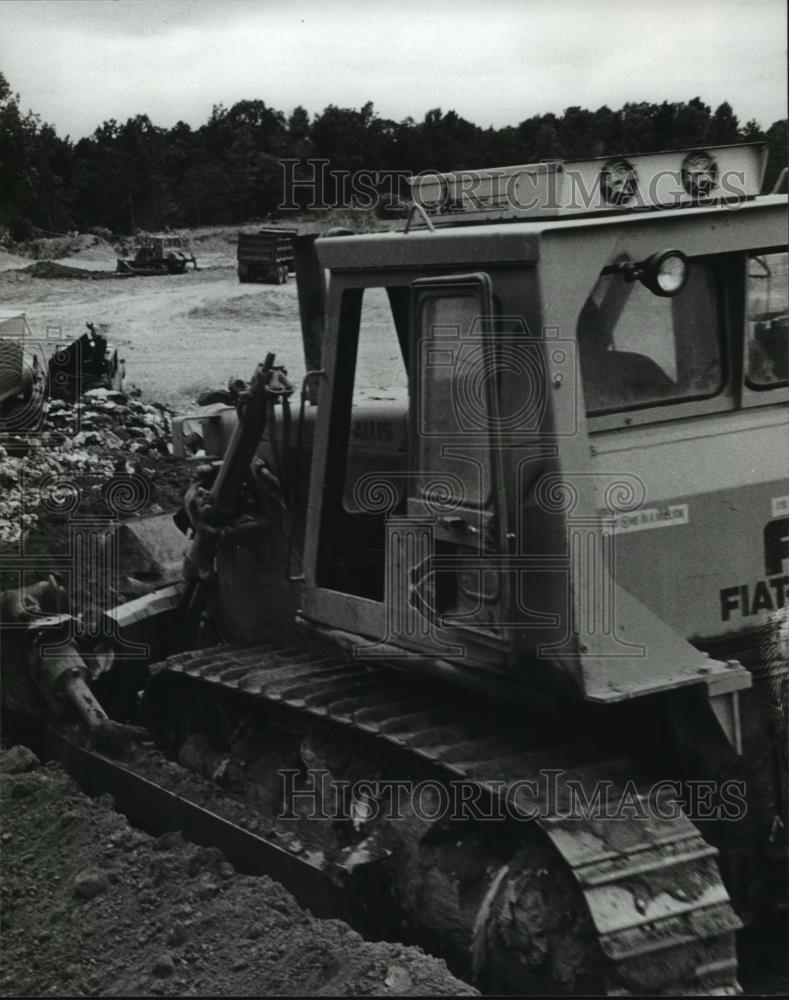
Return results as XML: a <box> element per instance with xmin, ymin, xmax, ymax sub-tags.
<box><xmin>406</xmin><ymin>143</ymin><xmax>767</xmax><ymax>227</ymax></box>
<box><xmin>600</xmin><ymin>158</ymin><xmax>638</xmax><ymax>206</ymax></box>
<box><xmin>620</xmin><ymin>250</ymin><xmax>689</xmax><ymax>297</ymax></box>
<box><xmin>681</xmin><ymin>150</ymin><xmax>718</xmax><ymax>198</ymax></box>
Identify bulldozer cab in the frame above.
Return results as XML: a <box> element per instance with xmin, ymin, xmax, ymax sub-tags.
<box><xmin>136</xmin><ymin>236</ymin><xmax>183</xmax><ymax>259</ymax></box>
<box><xmin>298</xmin><ymin>143</ymin><xmax>788</xmax><ymax>715</ymax></box>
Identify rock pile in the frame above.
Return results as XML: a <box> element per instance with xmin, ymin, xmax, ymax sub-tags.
<box><xmin>0</xmin><ymin>389</ymin><xmax>174</xmax><ymax>547</ymax></box>
<box><xmin>0</xmin><ymin>439</ymin><xmax>114</xmax><ymax>546</ymax></box>
<box><xmin>45</xmin><ymin>388</ymin><xmax>174</xmax><ymax>457</ymax></box>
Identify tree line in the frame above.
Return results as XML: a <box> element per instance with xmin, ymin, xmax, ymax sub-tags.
<box><xmin>0</xmin><ymin>70</ymin><xmax>785</xmax><ymax>239</ymax></box>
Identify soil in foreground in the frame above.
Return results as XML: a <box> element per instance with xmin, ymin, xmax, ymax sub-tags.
<box><xmin>0</xmin><ymin>747</ymin><xmax>476</xmax><ymax>997</ymax></box>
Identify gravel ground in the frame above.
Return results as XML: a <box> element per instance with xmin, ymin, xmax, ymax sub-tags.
<box><xmin>0</xmin><ymin>747</ymin><xmax>475</xmax><ymax>997</ymax></box>
<box><xmin>0</xmin><ymin>227</ymin><xmax>405</xmax><ymax>414</ymax></box>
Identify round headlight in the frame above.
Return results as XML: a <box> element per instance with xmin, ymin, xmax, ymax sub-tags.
<box><xmin>642</xmin><ymin>250</ymin><xmax>688</xmax><ymax>297</ymax></box>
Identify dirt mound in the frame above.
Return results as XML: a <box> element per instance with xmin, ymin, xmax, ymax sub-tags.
<box><xmin>21</xmin><ymin>234</ymin><xmax>117</xmax><ymax>264</ymax></box>
<box><xmin>187</xmin><ymin>291</ymin><xmax>290</xmax><ymax>321</ymax></box>
<box><xmin>22</xmin><ymin>261</ymin><xmax>120</xmax><ymax>280</ymax></box>
<box><xmin>0</xmin><ymin>751</ymin><xmax>475</xmax><ymax>997</ymax></box>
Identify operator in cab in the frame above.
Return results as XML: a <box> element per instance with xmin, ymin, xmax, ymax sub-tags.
<box><xmin>577</xmin><ymin>299</ymin><xmax>675</xmax><ymax>411</ymax></box>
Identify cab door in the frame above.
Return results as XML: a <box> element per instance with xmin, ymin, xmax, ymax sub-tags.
<box><xmin>399</xmin><ymin>273</ymin><xmax>512</xmax><ymax>655</ymax></box>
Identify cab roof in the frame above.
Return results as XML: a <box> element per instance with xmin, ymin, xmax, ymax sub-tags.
<box><xmin>317</xmin><ymin>194</ymin><xmax>788</xmax><ymax>272</ymax></box>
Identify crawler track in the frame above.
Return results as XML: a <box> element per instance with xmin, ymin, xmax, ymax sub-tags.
<box><xmin>132</xmin><ymin>640</ymin><xmax>742</xmax><ymax>996</ymax></box>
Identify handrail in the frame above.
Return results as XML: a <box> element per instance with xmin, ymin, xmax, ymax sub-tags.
<box><xmin>403</xmin><ymin>203</ymin><xmax>436</xmax><ymax>233</ymax></box>
<box><xmin>770</xmin><ymin>167</ymin><xmax>788</xmax><ymax>194</ymax></box>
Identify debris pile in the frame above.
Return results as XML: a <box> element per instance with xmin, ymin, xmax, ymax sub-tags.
<box><xmin>45</xmin><ymin>388</ymin><xmax>174</xmax><ymax>457</ymax></box>
<box><xmin>0</xmin><ymin>389</ymin><xmax>174</xmax><ymax>548</ymax></box>
<box><xmin>0</xmin><ymin>439</ymin><xmax>114</xmax><ymax>546</ymax></box>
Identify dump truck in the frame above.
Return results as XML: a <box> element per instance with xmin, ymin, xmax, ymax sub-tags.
<box><xmin>2</xmin><ymin>142</ymin><xmax>787</xmax><ymax>995</ymax></box>
<box><xmin>116</xmin><ymin>234</ymin><xmax>197</xmax><ymax>275</ymax></box>
<box><xmin>237</xmin><ymin>227</ymin><xmax>296</xmax><ymax>283</ymax></box>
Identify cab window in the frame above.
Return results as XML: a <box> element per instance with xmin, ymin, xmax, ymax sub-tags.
<box><xmin>412</xmin><ymin>276</ymin><xmax>495</xmax><ymax>508</ymax></box>
<box><xmin>342</xmin><ymin>286</ymin><xmax>408</xmax><ymax>515</ymax></box>
<box><xmin>578</xmin><ymin>260</ymin><xmax>723</xmax><ymax>414</ymax></box>
<box><xmin>746</xmin><ymin>252</ymin><xmax>788</xmax><ymax>388</ymax></box>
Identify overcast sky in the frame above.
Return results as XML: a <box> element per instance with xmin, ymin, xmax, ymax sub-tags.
<box><xmin>1</xmin><ymin>0</ymin><xmax>786</xmax><ymax>140</ymax></box>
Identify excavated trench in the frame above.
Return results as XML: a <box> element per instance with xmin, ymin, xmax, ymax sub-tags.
<box><xmin>24</xmin><ymin>692</ymin><xmax>603</xmax><ymax>996</ymax></box>
<box><xmin>0</xmin><ymin>742</ymin><xmax>478</xmax><ymax>997</ymax></box>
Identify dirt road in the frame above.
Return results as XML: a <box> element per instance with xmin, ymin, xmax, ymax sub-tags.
<box><xmin>0</xmin><ymin>241</ymin><xmax>405</xmax><ymax>414</ymax></box>
<box><xmin>1</xmin><ymin>268</ymin><xmax>304</xmax><ymax>412</ymax></box>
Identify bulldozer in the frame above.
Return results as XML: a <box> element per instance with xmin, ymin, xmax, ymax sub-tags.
<box><xmin>2</xmin><ymin>142</ymin><xmax>787</xmax><ymax>995</ymax></box>
<box><xmin>116</xmin><ymin>234</ymin><xmax>197</xmax><ymax>275</ymax></box>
